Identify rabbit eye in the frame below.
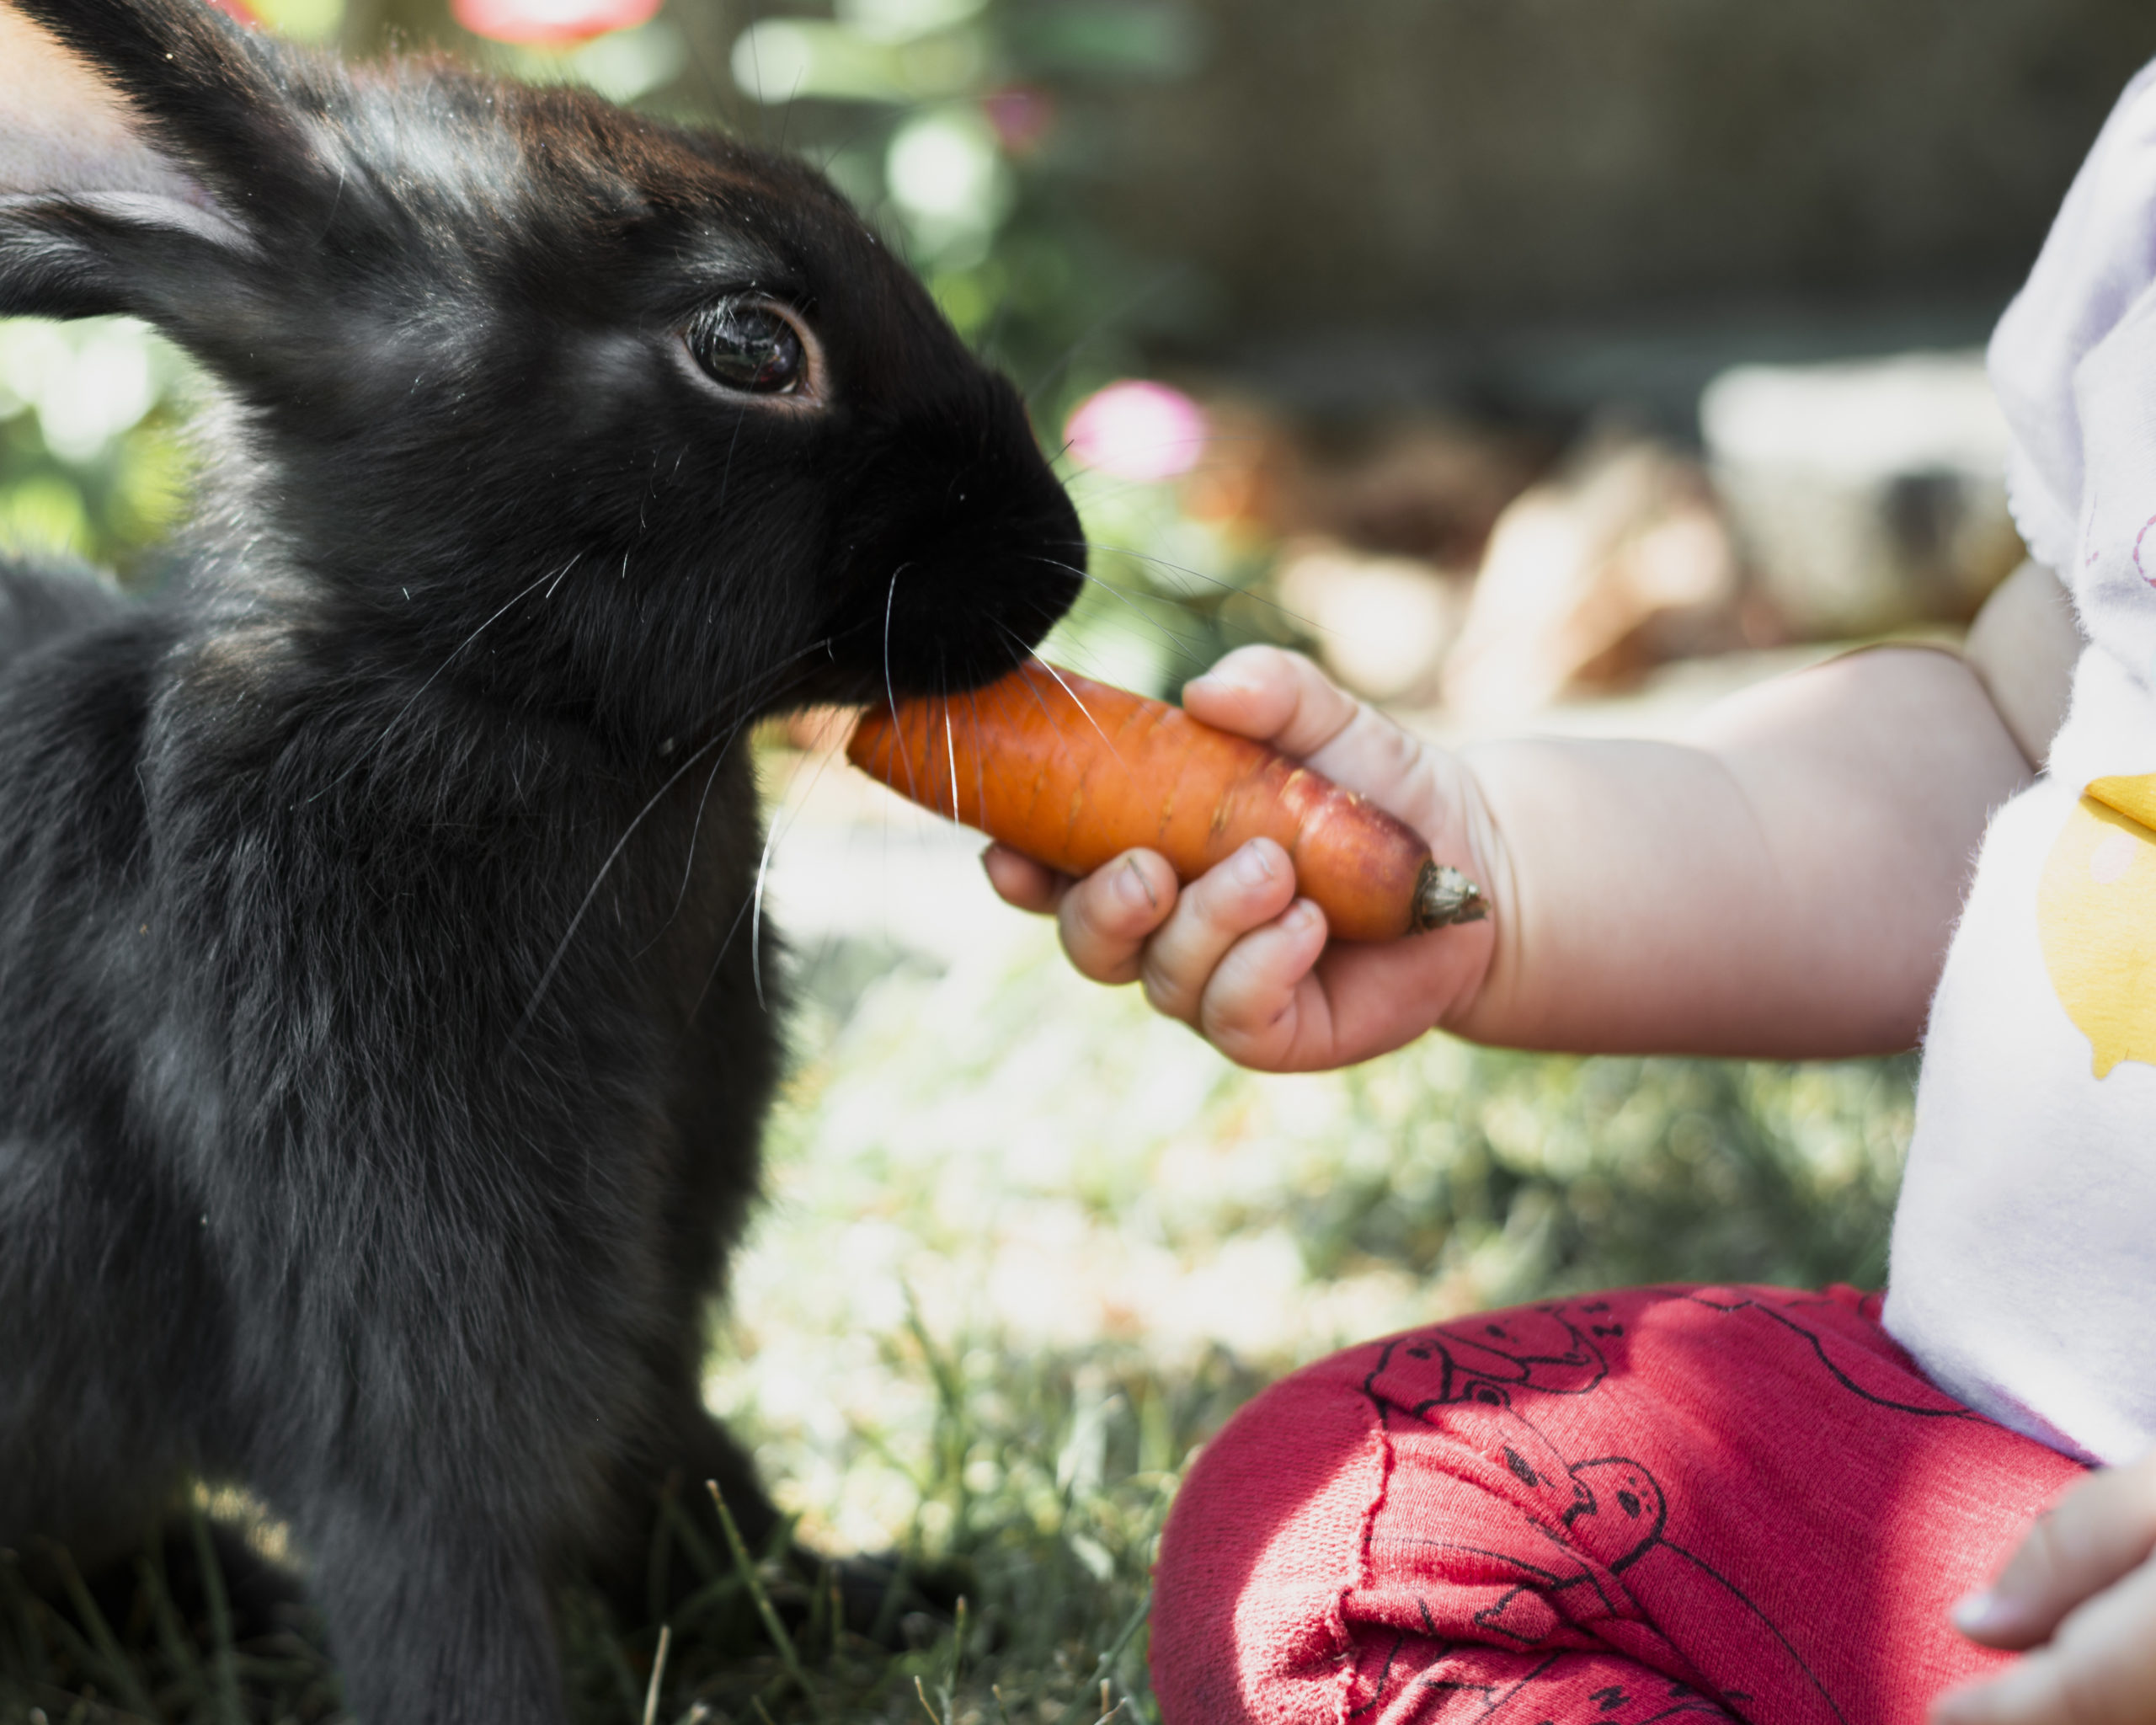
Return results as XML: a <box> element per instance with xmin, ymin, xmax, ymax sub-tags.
<box><xmin>685</xmin><ymin>299</ymin><xmax>808</xmax><ymax>395</ymax></box>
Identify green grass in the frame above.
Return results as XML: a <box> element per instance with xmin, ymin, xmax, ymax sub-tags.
<box><xmin>0</xmin><ymin>914</ymin><xmax>1914</xmax><ymax>1724</ymax></box>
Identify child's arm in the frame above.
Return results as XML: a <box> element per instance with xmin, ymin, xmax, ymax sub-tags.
<box><xmin>1456</xmin><ymin>642</ymin><xmax>2031</xmax><ymax>1056</ymax></box>
<box><xmin>988</xmin><ymin>618</ymin><xmax>2048</xmax><ymax>1071</ymax></box>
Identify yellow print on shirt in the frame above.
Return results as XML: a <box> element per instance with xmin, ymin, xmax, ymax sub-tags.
<box><xmin>2039</xmin><ymin>774</ymin><xmax>2156</xmax><ymax>1077</ymax></box>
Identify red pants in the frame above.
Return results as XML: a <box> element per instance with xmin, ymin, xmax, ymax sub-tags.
<box><xmin>1151</xmin><ymin>1286</ymin><xmax>2088</xmax><ymax>1724</ymax></box>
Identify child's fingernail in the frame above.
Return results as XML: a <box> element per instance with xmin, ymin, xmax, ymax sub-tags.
<box><xmin>1951</xmin><ymin>1590</ymin><xmax>2009</xmax><ymax>1637</ymax></box>
<box><xmin>1234</xmin><ymin>843</ymin><xmax>1275</xmax><ymax>886</ymax></box>
<box><xmin>1115</xmin><ymin>857</ymin><xmax>1159</xmax><ymax>911</ymax></box>
<box><xmin>1285</xmin><ymin>900</ymin><xmax>1321</xmax><ymax>935</ymax></box>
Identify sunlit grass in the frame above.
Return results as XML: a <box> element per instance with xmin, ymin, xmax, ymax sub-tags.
<box><xmin>1</xmin><ymin>840</ymin><xmax>1913</xmax><ymax>1724</ymax></box>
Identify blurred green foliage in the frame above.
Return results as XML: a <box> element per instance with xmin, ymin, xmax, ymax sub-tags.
<box><xmin>0</xmin><ymin>318</ymin><xmax>195</xmax><ymax>581</ymax></box>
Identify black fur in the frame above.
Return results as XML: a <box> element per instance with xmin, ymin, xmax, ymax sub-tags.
<box><xmin>0</xmin><ymin>2</ymin><xmax>1081</xmax><ymax>1718</ymax></box>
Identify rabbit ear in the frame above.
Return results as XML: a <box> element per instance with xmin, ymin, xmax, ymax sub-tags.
<box><xmin>0</xmin><ymin>0</ymin><xmax>282</xmax><ymax>322</ymax></box>
<box><xmin>0</xmin><ymin>6</ymin><xmax>201</xmax><ymax>203</ymax></box>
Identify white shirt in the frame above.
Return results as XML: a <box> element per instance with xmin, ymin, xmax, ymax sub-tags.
<box><xmin>1883</xmin><ymin>59</ymin><xmax>2156</xmax><ymax>1465</ymax></box>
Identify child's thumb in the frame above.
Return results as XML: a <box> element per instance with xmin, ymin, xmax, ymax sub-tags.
<box><xmin>1954</xmin><ymin>1450</ymin><xmax>2156</xmax><ymax>1650</ymax></box>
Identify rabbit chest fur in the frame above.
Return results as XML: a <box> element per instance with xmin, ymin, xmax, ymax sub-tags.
<box><xmin>0</xmin><ymin>0</ymin><xmax>1083</xmax><ymax>1717</ymax></box>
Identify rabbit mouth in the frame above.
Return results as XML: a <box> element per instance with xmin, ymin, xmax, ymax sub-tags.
<box><xmin>822</xmin><ymin>480</ymin><xmax>1086</xmax><ymax>707</ymax></box>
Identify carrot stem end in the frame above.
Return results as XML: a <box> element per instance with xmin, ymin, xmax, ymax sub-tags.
<box><xmin>1411</xmin><ymin>861</ymin><xmax>1487</xmax><ymax>933</ymax></box>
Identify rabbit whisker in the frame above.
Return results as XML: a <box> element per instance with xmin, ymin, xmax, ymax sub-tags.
<box><xmin>542</xmin><ymin>553</ymin><xmax>583</xmax><ymax>602</ymax></box>
<box><xmin>519</xmin><ymin>721</ymin><xmax>739</xmax><ymax>1042</ymax></box>
<box><xmin>1022</xmin><ymin>555</ymin><xmax>1206</xmax><ymax>664</ymax></box>
<box><xmin>743</xmin><ymin>14</ymin><xmax>769</xmax><ymax>136</ymax></box>
<box><xmin>311</xmin><ymin>160</ymin><xmax>347</xmax><ymax>247</ymax></box>
<box><xmin>638</xmin><ymin>636</ymin><xmax>844</xmax><ymax>960</ymax></box>
<box><xmin>305</xmin><ymin>558</ymin><xmax>569</xmax><ymax>805</ymax></box>
<box><xmin>1046</xmin><ymin>430</ymin><xmax>1265</xmax><ymax>497</ymax></box>
<box><xmin>1003</xmin><ymin>621</ymin><xmax>1119</xmax><ymax>697</ymax></box>
<box><xmin>742</xmin><ymin>693</ymin><xmax>846</xmax><ymax>1014</ymax></box>
<box><xmin>993</xmin><ymin>621</ymin><xmax>1133</xmax><ymax>777</ymax></box>
<box><xmin>1026</xmin><ymin>653</ymin><xmax>1118</xmax><ymax>757</ymax></box>
<box><xmin>992</xmin><ymin>620</ymin><xmax>1062</xmax><ymax>725</ymax></box>
<box><xmin>693</xmin><ymin>888</ymin><xmax>759</xmax><ymax>1026</ymax></box>
<box><xmin>775</xmin><ymin>67</ymin><xmax>804</xmax><ymax>151</ymax></box>
<box><xmin>942</xmin><ymin>650</ymin><xmax>961</xmax><ymax>821</ymax></box>
<box><xmin>974</xmin><ymin>293</ymin><xmax>1014</xmax><ymax>368</ymax></box>
<box><xmin>1058</xmin><ymin>536</ymin><xmax>1326</xmax><ymax>634</ymax></box>
<box><xmin>1019</xmin><ymin>267</ymin><xmax>1184</xmax><ymax>407</ymax></box>
<box><xmin>966</xmin><ymin>683</ymin><xmax>986</xmax><ymax>830</ymax></box>
<box><xmin>750</xmin><ymin>789</ymin><xmax>779</xmax><ymax>1012</ymax></box>
<box><xmin>515</xmin><ymin>646</ymin><xmax>829</xmax><ymax>1040</ymax></box>
<box><xmin>881</xmin><ymin>562</ymin><xmax>921</xmax><ymax>802</ymax></box>
<box><xmin>714</xmin><ymin>401</ymin><xmax>750</xmax><ymax>521</ymax></box>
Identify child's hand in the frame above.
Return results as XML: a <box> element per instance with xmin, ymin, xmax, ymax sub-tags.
<box><xmin>982</xmin><ymin>646</ymin><xmax>1500</xmax><ymax>1071</ymax></box>
<box><xmin>1933</xmin><ymin>1450</ymin><xmax>2156</xmax><ymax>1723</ymax></box>
<box><xmin>990</xmin><ymin>640</ymin><xmax>2028</xmax><ymax>1066</ymax></box>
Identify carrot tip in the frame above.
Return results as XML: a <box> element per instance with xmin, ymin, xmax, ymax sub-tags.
<box><xmin>1411</xmin><ymin>862</ymin><xmax>1487</xmax><ymax>932</ymax></box>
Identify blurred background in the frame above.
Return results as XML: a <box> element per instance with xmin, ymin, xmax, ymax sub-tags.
<box><xmin>22</xmin><ymin>0</ymin><xmax>2156</xmax><ymax>698</ymax></box>
<box><xmin>6</xmin><ymin>3</ymin><xmax>2154</xmax><ymax>1718</ymax></box>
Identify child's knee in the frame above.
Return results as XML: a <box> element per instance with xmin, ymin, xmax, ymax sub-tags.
<box><xmin>1148</xmin><ymin>1329</ymin><xmax>1729</xmax><ymax>1723</ymax></box>
<box><xmin>1152</xmin><ymin>1344</ymin><xmax>1390</xmax><ymax>1724</ymax></box>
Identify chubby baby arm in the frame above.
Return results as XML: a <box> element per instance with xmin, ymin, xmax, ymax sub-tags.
<box><xmin>1465</xmin><ymin>642</ymin><xmax>2034</xmax><ymax>1057</ymax></box>
<box><xmin>987</xmin><ymin>634</ymin><xmax>2037</xmax><ymax>1071</ymax></box>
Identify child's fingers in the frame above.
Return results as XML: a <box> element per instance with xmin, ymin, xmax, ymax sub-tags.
<box><xmin>1185</xmin><ymin>646</ymin><xmax>1441</xmax><ymax>835</ymax></box>
<box><xmin>982</xmin><ymin>843</ymin><xmax>1067</xmax><ymax>914</ymax></box>
<box><xmin>1955</xmin><ymin>1455</ymin><xmax>2156</xmax><ymax>1651</ymax></box>
<box><xmin>1054</xmin><ymin>848</ymin><xmax>1179</xmax><ymax>985</ymax></box>
<box><xmin>1182</xmin><ymin>646</ymin><xmax>1362</xmax><ymax>761</ymax></box>
<box><xmin>1932</xmin><ymin>1554</ymin><xmax>2156</xmax><ymax>1725</ymax></box>
<box><xmin>1137</xmin><ymin>838</ymin><xmax>1299</xmax><ymax>1023</ymax></box>
<box><xmin>1194</xmin><ymin>899</ymin><xmax>1331</xmax><ymax>1069</ymax></box>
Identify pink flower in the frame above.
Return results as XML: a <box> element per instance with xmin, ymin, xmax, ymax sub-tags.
<box><xmin>983</xmin><ymin>88</ymin><xmax>1055</xmax><ymax>158</ymax></box>
<box><xmin>453</xmin><ymin>0</ymin><xmax>659</xmax><ymax>46</ymax></box>
<box><xmin>1064</xmin><ymin>381</ymin><xmax>1208</xmax><ymax>483</ymax></box>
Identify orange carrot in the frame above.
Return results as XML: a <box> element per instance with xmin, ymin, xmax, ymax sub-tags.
<box><xmin>846</xmin><ymin>661</ymin><xmax>1486</xmax><ymax>942</ymax></box>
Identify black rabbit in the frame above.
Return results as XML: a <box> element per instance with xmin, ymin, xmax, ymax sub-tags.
<box><xmin>0</xmin><ymin>0</ymin><xmax>1081</xmax><ymax>1717</ymax></box>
